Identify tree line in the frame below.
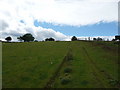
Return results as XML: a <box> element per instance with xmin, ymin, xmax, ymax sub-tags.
<box><xmin>5</xmin><ymin>33</ymin><xmax>56</xmax><ymax>42</ymax></box>
<box><xmin>4</xmin><ymin>33</ymin><xmax>120</xmax><ymax>42</ymax></box>
<box><xmin>4</xmin><ymin>33</ymin><xmax>78</xmax><ymax>42</ymax></box>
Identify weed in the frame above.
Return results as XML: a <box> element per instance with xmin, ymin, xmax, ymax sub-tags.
<box><xmin>64</xmin><ymin>68</ymin><xmax>72</xmax><ymax>73</ymax></box>
<box><xmin>61</xmin><ymin>78</ymin><xmax>71</xmax><ymax>85</ymax></box>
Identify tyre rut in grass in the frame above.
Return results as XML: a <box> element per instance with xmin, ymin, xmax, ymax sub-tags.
<box><xmin>83</xmin><ymin>47</ymin><xmax>115</xmax><ymax>88</ymax></box>
<box><xmin>44</xmin><ymin>48</ymin><xmax>73</xmax><ymax>88</ymax></box>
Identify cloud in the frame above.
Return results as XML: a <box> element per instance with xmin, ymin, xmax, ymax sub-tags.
<box><xmin>0</xmin><ymin>20</ymin><xmax>9</xmax><ymax>30</ymax></box>
<box><xmin>34</xmin><ymin>27</ymin><xmax>70</xmax><ymax>41</ymax></box>
<box><xmin>0</xmin><ymin>0</ymin><xmax>118</xmax><ymax>41</ymax></box>
<box><xmin>0</xmin><ymin>19</ymin><xmax>69</xmax><ymax>41</ymax></box>
<box><xmin>0</xmin><ymin>0</ymin><xmax>118</xmax><ymax>26</ymax></box>
<box><xmin>31</xmin><ymin>0</ymin><xmax>118</xmax><ymax>26</ymax></box>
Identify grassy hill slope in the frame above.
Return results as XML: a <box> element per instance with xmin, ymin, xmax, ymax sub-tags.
<box><xmin>2</xmin><ymin>41</ymin><xmax>119</xmax><ymax>88</ymax></box>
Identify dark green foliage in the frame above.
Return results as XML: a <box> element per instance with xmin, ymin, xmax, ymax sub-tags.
<box><xmin>45</xmin><ymin>37</ymin><xmax>55</xmax><ymax>41</ymax></box>
<box><xmin>61</xmin><ymin>78</ymin><xmax>71</xmax><ymax>85</ymax></box>
<box><xmin>5</xmin><ymin>36</ymin><xmax>12</xmax><ymax>42</ymax></box>
<box><xmin>93</xmin><ymin>37</ymin><xmax>103</xmax><ymax>41</ymax></box>
<box><xmin>34</xmin><ymin>40</ymin><xmax>38</xmax><ymax>42</ymax></box>
<box><xmin>97</xmin><ymin>37</ymin><xmax>103</xmax><ymax>41</ymax></box>
<box><xmin>17</xmin><ymin>33</ymin><xmax>35</xmax><ymax>42</ymax></box>
<box><xmin>64</xmin><ymin>73</ymin><xmax>69</xmax><ymax>76</ymax></box>
<box><xmin>115</xmin><ymin>35</ymin><xmax>120</xmax><ymax>41</ymax></box>
<box><xmin>93</xmin><ymin>38</ymin><xmax>97</xmax><ymax>41</ymax></box>
<box><xmin>112</xmin><ymin>39</ymin><xmax>116</xmax><ymax>41</ymax></box>
<box><xmin>17</xmin><ymin>36</ymin><xmax>23</xmax><ymax>42</ymax></box>
<box><xmin>64</xmin><ymin>68</ymin><xmax>72</xmax><ymax>73</ymax></box>
<box><xmin>71</xmin><ymin>36</ymin><xmax>77</xmax><ymax>41</ymax></box>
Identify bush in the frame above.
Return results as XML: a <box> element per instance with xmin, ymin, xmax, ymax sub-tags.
<box><xmin>65</xmin><ymin>73</ymin><xmax>69</xmax><ymax>76</ymax></box>
<box><xmin>61</xmin><ymin>78</ymin><xmax>71</xmax><ymax>85</ymax></box>
<box><xmin>64</xmin><ymin>68</ymin><xmax>72</xmax><ymax>73</ymax></box>
<box><xmin>34</xmin><ymin>40</ymin><xmax>38</xmax><ymax>42</ymax></box>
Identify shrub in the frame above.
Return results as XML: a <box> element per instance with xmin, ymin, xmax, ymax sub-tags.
<box><xmin>34</xmin><ymin>40</ymin><xmax>38</xmax><ymax>42</ymax></box>
<box><xmin>61</xmin><ymin>78</ymin><xmax>71</xmax><ymax>85</ymax></box>
<box><xmin>64</xmin><ymin>68</ymin><xmax>72</xmax><ymax>73</ymax></box>
<box><xmin>65</xmin><ymin>73</ymin><xmax>69</xmax><ymax>76</ymax></box>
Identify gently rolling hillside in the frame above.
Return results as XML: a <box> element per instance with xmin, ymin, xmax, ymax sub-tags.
<box><xmin>2</xmin><ymin>41</ymin><xmax>119</xmax><ymax>88</ymax></box>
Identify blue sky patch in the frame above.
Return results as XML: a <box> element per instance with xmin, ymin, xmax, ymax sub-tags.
<box><xmin>34</xmin><ymin>20</ymin><xmax>118</xmax><ymax>37</ymax></box>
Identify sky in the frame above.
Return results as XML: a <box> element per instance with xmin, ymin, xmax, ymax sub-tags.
<box><xmin>0</xmin><ymin>0</ymin><xmax>119</xmax><ymax>41</ymax></box>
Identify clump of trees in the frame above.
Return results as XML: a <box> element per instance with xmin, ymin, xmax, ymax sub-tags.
<box><xmin>34</xmin><ymin>40</ymin><xmax>38</xmax><ymax>42</ymax></box>
<box><xmin>45</xmin><ymin>37</ymin><xmax>55</xmax><ymax>41</ymax></box>
<box><xmin>93</xmin><ymin>37</ymin><xmax>103</xmax><ymax>41</ymax></box>
<box><xmin>6</xmin><ymin>34</ymin><xmax>119</xmax><ymax>42</ymax></box>
<box><xmin>17</xmin><ymin>33</ymin><xmax>35</xmax><ymax>42</ymax></box>
<box><xmin>112</xmin><ymin>35</ymin><xmax>120</xmax><ymax>42</ymax></box>
<box><xmin>115</xmin><ymin>35</ymin><xmax>120</xmax><ymax>41</ymax></box>
<box><xmin>5</xmin><ymin>36</ymin><xmax>12</xmax><ymax>42</ymax></box>
<box><xmin>71</xmin><ymin>36</ymin><xmax>77</xmax><ymax>41</ymax></box>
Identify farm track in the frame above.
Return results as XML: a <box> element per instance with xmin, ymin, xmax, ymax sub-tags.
<box><xmin>83</xmin><ymin>47</ymin><xmax>113</xmax><ymax>79</ymax></box>
<box><xmin>82</xmin><ymin>47</ymin><xmax>112</xmax><ymax>88</ymax></box>
<box><xmin>44</xmin><ymin>47</ymin><xmax>73</xmax><ymax>88</ymax></box>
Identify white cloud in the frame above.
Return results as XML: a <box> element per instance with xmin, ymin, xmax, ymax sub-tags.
<box><xmin>0</xmin><ymin>0</ymin><xmax>118</xmax><ymax>26</ymax></box>
<box><xmin>31</xmin><ymin>0</ymin><xmax>118</xmax><ymax>26</ymax></box>
<box><xmin>0</xmin><ymin>19</ymin><xmax>69</xmax><ymax>41</ymax></box>
<box><xmin>31</xmin><ymin>26</ymin><xmax>70</xmax><ymax>41</ymax></box>
<box><xmin>0</xmin><ymin>0</ymin><xmax>118</xmax><ymax>41</ymax></box>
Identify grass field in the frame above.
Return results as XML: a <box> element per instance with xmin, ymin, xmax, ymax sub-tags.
<box><xmin>2</xmin><ymin>41</ymin><xmax>119</xmax><ymax>88</ymax></box>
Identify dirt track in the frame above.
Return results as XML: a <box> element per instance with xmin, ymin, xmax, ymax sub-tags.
<box><xmin>44</xmin><ymin>48</ymin><xmax>73</xmax><ymax>88</ymax></box>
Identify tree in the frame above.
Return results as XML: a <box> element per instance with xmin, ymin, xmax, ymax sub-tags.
<box><xmin>5</xmin><ymin>36</ymin><xmax>12</xmax><ymax>42</ymax></box>
<box><xmin>45</xmin><ymin>38</ymin><xmax>49</xmax><ymax>41</ymax></box>
<box><xmin>71</xmin><ymin>36</ymin><xmax>77</xmax><ymax>41</ymax></box>
<box><xmin>115</xmin><ymin>35</ymin><xmax>120</xmax><ymax>41</ymax></box>
<box><xmin>17</xmin><ymin>33</ymin><xmax>35</xmax><ymax>42</ymax></box>
<box><xmin>34</xmin><ymin>40</ymin><xmax>38</xmax><ymax>42</ymax></box>
<box><xmin>93</xmin><ymin>37</ymin><xmax>103</xmax><ymax>41</ymax></box>
<box><xmin>112</xmin><ymin>39</ymin><xmax>116</xmax><ymax>41</ymax></box>
<box><xmin>49</xmin><ymin>37</ymin><xmax>55</xmax><ymax>41</ymax></box>
<box><xmin>17</xmin><ymin>36</ymin><xmax>23</xmax><ymax>42</ymax></box>
<box><xmin>88</xmin><ymin>37</ymin><xmax>90</xmax><ymax>41</ymax></box>
<box><xmin>45</xmin><ymin>37</ymin><xmax>55</xmax><ymax>41</ymax></box>
<box><xmin>97</xmin><ymin>37</ymin><xmax>103</xmax><ymax>41</ymax></box>
<box><xmin>93</xmin><ymin>38</ymin><xmax>97</xmax><ymax>41</ymax></box>
<box><xmin>107</xmin><ymin>39</ymin><xmax>109</xmax><ymax>41</ymax></box>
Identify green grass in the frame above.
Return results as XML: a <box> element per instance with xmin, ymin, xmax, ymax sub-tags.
<box><xmin>2</xmin><ymin>41</ymin><xmax>119</xmax><ymax>88</ymax></box>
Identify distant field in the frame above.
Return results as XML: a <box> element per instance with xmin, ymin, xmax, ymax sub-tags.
<box><xmin>2</xmin><ymin>41</ymin><xmax>119</xmax><ymax>88</ymax></box>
